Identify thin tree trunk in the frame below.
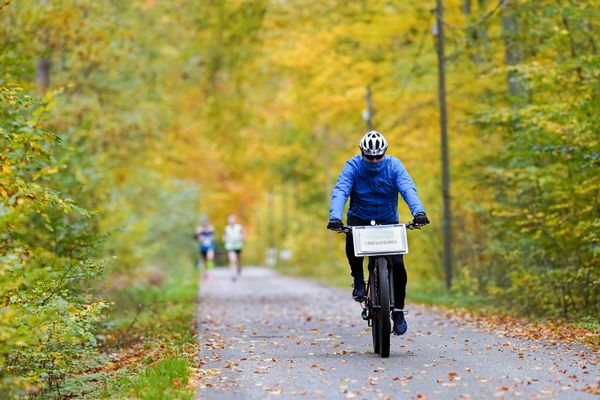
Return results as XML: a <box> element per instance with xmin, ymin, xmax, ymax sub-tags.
<box><xmin>462</xmin><ymin>0</ymin><xmax>471</xmax><ymax>14</ymax></box>
<box><xmin>501</xmin><ymin>0</ymin><xmax>527</xmax><ymax>100</ymax></box>
<box><xmin>462</xmin><ymin>0</ymin><xmax>490</xmax><ymax>64</ymax></box>
<box><xmin>37</xmin><ymin>0</ymin><xmax>51</xmax><ymax>92</ymax></box>
<box><xmin>477</xmin><ymin>0</ymin><xmax>490</xmax><ymax>59</ymax></box>
<box><xmin>557</xmin><ymin>2</ymin><xmax>585</xmax><ymax>80</ymax></box>
<box><xmin>37</xmin><ymin>59</ymin><xmax>51</xmax><ymax>92</ymax></box>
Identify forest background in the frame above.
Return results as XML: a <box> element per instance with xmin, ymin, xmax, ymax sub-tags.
<box><xmin>1</xmin><ymin>0</ymin><xmax>598</xmax><ymax>397</ymax></box>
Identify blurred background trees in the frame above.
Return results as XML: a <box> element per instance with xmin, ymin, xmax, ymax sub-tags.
<box><xmin>1</xmin><ymin>0</ymin><xmax>598</xmax><ymax>396</ymax></box>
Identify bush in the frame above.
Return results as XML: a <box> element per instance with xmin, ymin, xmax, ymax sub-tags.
<box><xmin>0</xmin><ymin>84</ymin><xmax>107</xmax><ymax>397</ymax></box>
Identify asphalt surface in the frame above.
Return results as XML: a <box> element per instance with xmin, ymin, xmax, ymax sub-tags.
<box><xmin>195</xmin><ymin>267</ymin><xmax>599</xmax><ymax>399</ymax></box>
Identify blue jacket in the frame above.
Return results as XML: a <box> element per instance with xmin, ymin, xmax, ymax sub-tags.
<box><xmin>329</xmin><ymin>154</ymin><xmax>425</xmax><ymax>224</ymax></box>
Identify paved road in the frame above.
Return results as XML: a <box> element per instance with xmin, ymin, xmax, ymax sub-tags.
<box><xmin>195</xmin><ymin>267</ymin><xmax>599</xmax><ymax>399</ymax></box>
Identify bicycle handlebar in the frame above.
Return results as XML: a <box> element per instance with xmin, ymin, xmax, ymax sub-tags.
<box><xmin>328</xmin><ymin>221</ymin><xmax>426</xmax><ymax>234</ymax></box>
<box><xmin>405</xmin><ymin>221</ymin><xmax>425</xmax><ymax>230</ymax></box>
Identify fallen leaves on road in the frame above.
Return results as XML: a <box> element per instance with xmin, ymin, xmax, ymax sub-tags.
<box><xmin>438</xmin><ymin>307</ymin><xmax>599</xmax><ymax>350</ymax></box>
<box><xmin>582</xmin><ymin>383</ymin><xmax>600</xmax><ymax>395</ymax></box>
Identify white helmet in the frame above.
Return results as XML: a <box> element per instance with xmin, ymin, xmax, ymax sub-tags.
<box><xmin>359</xmin><ymin>131</ymin><xmax>388</xmax><ymax>156</ymax></box>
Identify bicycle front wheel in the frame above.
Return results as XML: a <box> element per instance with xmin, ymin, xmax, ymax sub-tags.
<box><xmin>369</xmin><ymin>273</ymin><xmax>380</xmax><ymax>354</ymax></box>
<box><xmin>376</xmin><ymin>257</ymin><xmax>391</xmax><ymax>358</ymax></box>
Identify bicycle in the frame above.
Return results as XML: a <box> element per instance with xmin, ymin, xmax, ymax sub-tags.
<box><xmin>329</xmin><ymin>221</ymin><xmax>422</xmax><ymax>358</ymax></box>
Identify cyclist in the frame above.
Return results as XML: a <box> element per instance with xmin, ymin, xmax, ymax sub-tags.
<box><xmin>327</xmin><ymin>131</ymin><xmax>430</xmax><ymax>335</ymax></box>
<box><xmin>195</xmin><ymin>215</ymin><xmax>216</xmax><ymax>280</ymax></box>
<box><xmin>224</xmin><ymin>214</ymin><xmax>245</xmax><ymax>282</ymax></box>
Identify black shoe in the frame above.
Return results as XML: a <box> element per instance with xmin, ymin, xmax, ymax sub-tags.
<box><xmin>392</xmin><ymin>310</ymin><xmax>408</xmax><ymax>335</ymax></box>
<box><xmin>352</xmin><ymin>279</ymin><xmax>366</xmax><ymax>302</ymax></box>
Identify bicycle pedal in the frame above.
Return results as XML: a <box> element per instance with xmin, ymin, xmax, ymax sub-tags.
<box><xmin>361</xmin><ymin>309</ymin><xmax>369</xmax><ymax>321</ymax></box>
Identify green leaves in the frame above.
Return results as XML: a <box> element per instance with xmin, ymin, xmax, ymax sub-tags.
<box><xmin>0</xmin><ymin>85</ymin><xmax>108</xmax><ymax>396</ymax></box>
<box><xmin>470</xmin><ymin>1</ymin><xmax>599</xmax><ymax>320</ymax></box>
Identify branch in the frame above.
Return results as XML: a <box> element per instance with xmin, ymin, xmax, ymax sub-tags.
<box><xmin>116</xmin><ymin>304</ymin><xmax>145</xmax><ymax>348</ymax></box>
<box><xmin>40</xmin><ymin>259</ymin><xmax>82</xmax><ymax>306</ymax></box>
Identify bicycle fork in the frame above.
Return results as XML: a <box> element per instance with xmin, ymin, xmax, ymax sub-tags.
<box><xmin>377</xmin><ymin>256</ymin><xmax>396</xmax><ymax>311</ymax></box>
<box><xmin>389</xmin><ymin>258</ymin><xmax>396</xmax><ymax>310</ymax></box>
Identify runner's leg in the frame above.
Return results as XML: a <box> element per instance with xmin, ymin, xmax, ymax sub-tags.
<box><xmin>205</xmin><ymin>249</ymin><xmax>215</xmax><ymax>279</ymax></box>
<box><xmin>236</xmin><ymin>250</ymin><xmax>242</xmax><ymax>276</ymax></box>
<box><xmin>196</xmin><ymin>244</ymin><xmax>204</xmax><ymax>269</ymax></box>
<box><xmin>228</xmin><ymin>250</ymin><xmax>238</xmax><ymax>281</ymax></box>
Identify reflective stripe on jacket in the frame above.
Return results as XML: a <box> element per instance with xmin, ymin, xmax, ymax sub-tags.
<box><xmin>329</xmin><ymin>154</ymin><xmax>425</xmax><ymax>223</ymax></box>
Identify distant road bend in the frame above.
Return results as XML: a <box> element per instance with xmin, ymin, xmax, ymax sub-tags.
<box><xmin>195</xmin><ymin>267</ymin><xmax>599</xmax><ymax>399</ymax></box>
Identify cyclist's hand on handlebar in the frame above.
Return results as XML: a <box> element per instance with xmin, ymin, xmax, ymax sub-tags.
<box><xmin>413</xmin><ymin>212</ymin><xmax>430</xmax><ymax>226</ymax></box>
<box><xmin>327</xmin><ymin>219</ymin><xmax>343</xmax><ymax>230</ymax></box>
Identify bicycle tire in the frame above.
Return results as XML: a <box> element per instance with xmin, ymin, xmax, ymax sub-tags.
<box><xmin>369</xmin><ymin>273</ymin><xmax>380</xmax><ymax>354</ymax></box>
<box><xmin>376</xmin><ymin>257</ymin><xmax>391</xmax><ymax>358</ymax></box>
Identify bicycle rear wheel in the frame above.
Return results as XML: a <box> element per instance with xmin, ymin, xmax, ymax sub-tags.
<box><xmin>376</xmin><ymin>257</ymin><xmax>391</xmax><ymax>358</ymax></box>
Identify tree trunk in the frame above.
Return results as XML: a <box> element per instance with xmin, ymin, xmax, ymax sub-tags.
<box><xmin>462</xmin><ymin>0</ymin><xmax>471</xmax><ymax>15</ymax></box>
<box><xmin>476</xmin><ymin>0</ymin><xmax>490</xmax><ymax>60</ymax></box>
<box><xmin>462</xmin><ymin>0</ymin><xmax>490</xmax><ymax>64</ymax></box>
<box><xmin>501</xmin><ymin>0</ymin><xmax>527</xmax><ymax>100</ymax></box>
<box><xmin>37</xmin><ymin>59</ymin><xmax>51</xmax><ymax>92</ymax></box>
<box><xmin>37</xmin><ymin>0</ymin><xmax>51</xmax><ymax>92</ymax></box>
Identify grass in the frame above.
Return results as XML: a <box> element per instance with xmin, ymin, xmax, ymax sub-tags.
<box><xmin>103</xmin><ymin>357</ymin><xmax>192</xmax><ymax>400</ymax></box>
<box><xmin>407</xmin><ymin>280</ymin><xmax>488</xmax><ymax>309</ymax></box>
<box><xmin>49</xmin><ymin>260</ymin><xmax>199</xmax><ymax>399</ymax></box>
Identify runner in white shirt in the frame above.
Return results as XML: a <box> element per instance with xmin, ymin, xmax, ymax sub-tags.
<box><xmin>224</xmin><ymin>214</ymin><xmax>245</xmax><ymax>282</ymax></box>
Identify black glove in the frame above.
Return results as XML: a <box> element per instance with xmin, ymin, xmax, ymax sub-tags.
<box><xmin>327</xmin><ymin>219</ymin><xmax>343</xmax><ymax>230</ymax></box>
<box><xmin>413</xmin><ymin>212</ymin><xmax>430</xmax><ymax>226</ymax></box>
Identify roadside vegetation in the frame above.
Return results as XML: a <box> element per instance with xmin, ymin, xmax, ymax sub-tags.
<box><xmin>57</xmin><ymin>265</ymin><xmax>198</xmax><ymax>400</ymax></box>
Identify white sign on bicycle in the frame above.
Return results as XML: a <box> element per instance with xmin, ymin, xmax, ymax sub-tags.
<box><xmin>352</xmin><ymin>224</ymin><xmax>409</xmax><ymax>257</ymax></box>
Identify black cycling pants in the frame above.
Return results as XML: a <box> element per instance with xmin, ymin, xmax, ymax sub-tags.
<box><xmin>345</xmin><ymin>216</ymin><xmax>408</xmax><ymax>310</ymax></box>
